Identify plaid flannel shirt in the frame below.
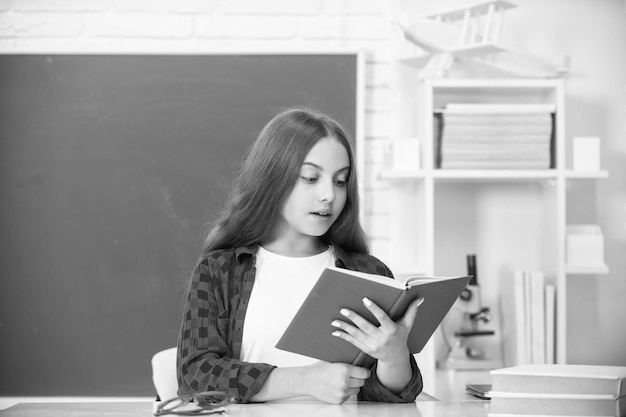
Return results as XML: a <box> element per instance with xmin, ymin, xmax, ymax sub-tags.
<box><xmin>177</xmin><ymin>245</ymin><xmax>423</xmax><ymax>403</ymax></box>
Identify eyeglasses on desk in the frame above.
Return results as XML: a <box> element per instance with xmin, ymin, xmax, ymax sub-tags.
<box><xmin>154</xmin><ymin>391</ymin><xmax>235</xmax><ymax>416</ymax></box>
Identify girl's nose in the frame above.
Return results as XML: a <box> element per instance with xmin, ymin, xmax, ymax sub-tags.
<box><xmin>318</xmin><ymin>179</ymin><xmax>335</xmax><ymax>202</ymax></box>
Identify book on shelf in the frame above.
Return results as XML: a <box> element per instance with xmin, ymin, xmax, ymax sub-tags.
<box><xmin>440</xmin><ymin>161</ymin><xmax>551</xmax><ymax>169</ymax></box>
<box><xmin>522</xmin><ymin>271</ymin><xmax>533</xmax><ymax>363</ymax></box>
<box><xmin>442</xmin><ymin>103</ymin><xmax>556</xmax><ymax>113</ymax></box>
<box><xmin>442</xmin><ymin>113</ymin><xmax>554</xmax><ymax>123</ymax></box>
<box><xmin>442</xmin><ymin>144</ymin><xmax>552</xmax><ymax>152</ymax></box>
<box><xmin>488</xmin><ymin>364</ymin><xmax>626</xmax><ymax>417</ymax></box>
<box><xmin>441</xmin><ymin>148</ymin><xmax>551</xmax><ymax>163</ymax></box>
<box><xmin>442</xmin><ymin>133</ymin><xmax>553</xmax><ymax>142</ymax></box>
<box><xmin>500</xmin><ymin>269</ymin><xmax>528</xmax><ymax>366</ymax></box>
<box><xmin>442</xmin><ymin>120</ymin><xmax>553</xmax><ymax>129</ymax></box>
<box><xmin>275</xmin><ymin>266</ymin><xmax>470</xmax><ymax>367</ymax></box>
<box><xmin>435</xmin><ymin>109</ymin><xmax>555</xmax><ymax>169</ymax></box>
<box><xmin>441</xmin><ymin>113</ymin><xmax>553</xmax><ymax>134</ymax></box>
<box><xmin>500</xmin><ymin>269</ymin><xmax>555</xmax><ymax>367</ymax></box>
<box><xmin>529</xmin><ymin>271</ymin><xmax>546</xmax><ymax>365</ymax></box>
<box><xmin>544</xmin><ymin>284</ymin><xmax>556</xmax><ymax>365</ymax></box>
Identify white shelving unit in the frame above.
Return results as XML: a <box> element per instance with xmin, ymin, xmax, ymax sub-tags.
<box><xmin>382</xmin><ymin>77</ymin><xmax>608</xmax><ymax>373</ymax></box>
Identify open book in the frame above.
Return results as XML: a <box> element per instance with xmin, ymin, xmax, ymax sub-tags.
<box><xmin>275</xmin><ymin>266</ymin><xmax>470</xmax><ymax>366</ymax></box>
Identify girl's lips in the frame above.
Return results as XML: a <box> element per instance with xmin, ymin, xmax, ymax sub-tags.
<box><xmin>310</xmin><ymin>211</ymin><xmax>333</xmax><ymax>219</ymax></box>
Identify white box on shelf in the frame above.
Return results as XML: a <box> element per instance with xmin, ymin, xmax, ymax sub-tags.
<box><xmin>391</xmin><ymin>138</ymin><xmax>421</xmax><ymax>171</ymax></box>
<box><xmin>566</xmin><ymin>225</ymin><xmax>605</xmax><ymax>267</ymax></box>
<box><xmin>573</xmin><ymin>136</ymin><xmax>600</xmax><ymax>171</ymax></box>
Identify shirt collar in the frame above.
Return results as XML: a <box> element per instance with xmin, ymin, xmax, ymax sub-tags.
<box><xmin>235</xmin><ymin>245</ymin><xmax>256</xmax><ymax>263</ymax></box>
<box><xmin>332</xmin><ymin>244</ymin><xmax>356</xmax><ymax>270</ymax></box>
<box><xmin>234</xmin><ymin>243</ymin><xmax>356</xmax><ymax>270</ymax></box>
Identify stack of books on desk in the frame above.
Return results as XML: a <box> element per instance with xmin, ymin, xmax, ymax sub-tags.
<box><xmin>437</xmin><ymin>104</ymin><xmax>554</xmax><ymax>169</ymax></box>
<box><xmin>488</xmin><ymin>364</ymin><xmax>626</xmax><ymax>416</ymax></box>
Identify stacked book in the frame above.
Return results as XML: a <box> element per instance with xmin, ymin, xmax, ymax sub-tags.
<box><xmin>500</xmin><ymin>269</ymin><xmax>556</xmax><ymax>367</ymax></box>
<box><xmin>488</xmin><ymin>364</ymin><xmax>626</xmax><ymax>416</ymax></box>
<box><xmin>437</xmin><ymin>103</ymin><xmax>555</xmax><ymax>169</ymax></box>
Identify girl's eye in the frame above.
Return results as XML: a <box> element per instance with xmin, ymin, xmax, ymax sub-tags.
<box><xmin>334</xmin><ymin>179</ymin><xmax>347</xmax><ymax>187</ymax></box>
<box><xmin>301</xmin><ymin>176</ymin><xmax>318</xmax><ymax>183</ymax></box>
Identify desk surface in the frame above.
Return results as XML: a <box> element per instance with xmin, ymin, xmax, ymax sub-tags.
<box><xmin>0</xmin><ymin>370</ymin><xmax>494</xmax><ymax>416</ymax></box>
<box><xmin>1</xmin><ymin>400</ymin><xmax>491</xmax><ymax>417</ymax></box>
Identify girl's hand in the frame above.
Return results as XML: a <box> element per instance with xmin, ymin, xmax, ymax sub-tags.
<box><xmin>302</xmin><ymin>361</ymin><xmax>370</xmax><ymax>404</ymax></box>
<box><xmin>250</xmin><ymin>360</ymin><xmax>370</xmax><ymax>404</ymax></box>
<box><xmin>330</xmin><ymin>297</ymin><xmax>424</xmax><ymax>365</ymax></box>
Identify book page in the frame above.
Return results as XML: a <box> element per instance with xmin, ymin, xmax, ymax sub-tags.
<box><xmin>404</xmin><ymin>275</ymin><xmax>458</xmax><ymax>286</ymax></box>
<box><xmin>325</xmin><ymin>266</ymin><xmax>406</xmax><ymax>289</ymax></box>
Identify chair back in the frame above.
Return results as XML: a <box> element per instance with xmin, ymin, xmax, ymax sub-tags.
<box><xmin>151</xmin><ymin>347</ymin><xmax>178</xmax><ymax>401</ymax></box>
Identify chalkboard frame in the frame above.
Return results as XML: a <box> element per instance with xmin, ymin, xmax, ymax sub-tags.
<box><xmin>0</xmin><ymin>51</ymin><xmax>365</xmax><ymax>396</ymax></box>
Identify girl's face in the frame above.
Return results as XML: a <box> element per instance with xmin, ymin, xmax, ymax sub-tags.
<box><xmin>274</xmin><ymin>137</ymin><xmax>350</xmax><ymax>252</ymax></box>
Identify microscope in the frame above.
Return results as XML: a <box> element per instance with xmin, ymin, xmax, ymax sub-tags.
<box><xmin>438</xmin><ymin>254</ymin><xmax>502</xmax><ymax>370</ymax></box>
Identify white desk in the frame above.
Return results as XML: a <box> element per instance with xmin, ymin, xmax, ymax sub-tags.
<box><xmin>0</xmin><ymin>370</ymin><xmax>493</xmax><ymax>416</ymax></box>
<box><xmin>1</xmin><ymin>399</ymin><xmax>491</xmax><ymax>417</ymax></box>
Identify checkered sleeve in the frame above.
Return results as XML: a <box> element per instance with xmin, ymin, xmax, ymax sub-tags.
<box><xmin>176</xmin><ymin>256</ymin><xmax>276</xmax><ymax>403</ymax></box>
<box><xmin>358</xmin><ymin>353</ymin><xmax>423</xmax><ymax>402</ymax></box>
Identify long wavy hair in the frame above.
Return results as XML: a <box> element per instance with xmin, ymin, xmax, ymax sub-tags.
<box><xmin>201</xmin><ymin>107</ymin><xmax>369</xmax><ymax>257</ymax></box>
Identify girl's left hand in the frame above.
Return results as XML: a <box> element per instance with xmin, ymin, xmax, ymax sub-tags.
<box><xmin>331</xmin><ymin>297</ymin><xmax>424</xmax><ymax>364</ymax></box>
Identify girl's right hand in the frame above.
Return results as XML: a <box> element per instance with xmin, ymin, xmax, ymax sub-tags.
<box><xmin>302</xmin><ymin>361</ymin><xmax>370</xmax><ymax>404</ymax></box>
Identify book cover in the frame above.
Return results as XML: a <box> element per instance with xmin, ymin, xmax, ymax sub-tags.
<box><xmin>491</xmin><ymin>364</ymin><xmax>626</xmax><ymax>398</ymax></box>
<box><xmin>489</xmin><ymin>392</ymin><xmax>625</xmax><ymax>416</ymax></box>
<box><xmin>275</xmin><ymin>267</ymin><xmax>470</xmax><ymax>366</ymax></box>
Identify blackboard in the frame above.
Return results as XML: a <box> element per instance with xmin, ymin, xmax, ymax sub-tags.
<box><xmin>0</xmin><ymin>53</ymin><xmax>359</xmax><ymax>396</ymax></box>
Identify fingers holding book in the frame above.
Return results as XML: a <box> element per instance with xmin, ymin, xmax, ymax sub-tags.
<box><xmin>330</xmin><ymin>297</ymin><xmax>425</xmax><ymax>363</ymax></box>
<box><xmin>400</xmin><ymin>297</ymin><xmax>425</xmax><ymax>328</ymax></box>
<box><xmin>303</xmin><ymin>361</ymin><xmax>370</xmax><ymax>404</ymax></box>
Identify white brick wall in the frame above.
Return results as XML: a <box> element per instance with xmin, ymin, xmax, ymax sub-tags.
<box><xmin>197</xmin><ymin>15</ymin><xmax>297</xmax><ymax>39</ymax></box>
<box><xmin>219</xmin><ymin>0</ymin><xmax>321</xmax><ymax>15</ymax></box>
<box><xmin>87</xmin><ymin>14</ymin><xmax>194</xmax><ymax>38</ymax></box>
<box><xmin>0</xmin><ymin>0</ymin><xmax>395</xmax><ymax>255</ymax></box>
<box><xmin>324</xmin><ymin>0</ymin><xmax>382</xmax><ymax>16</ymax></box>
<box><xmin>116</xmin><ymin>0</ymin><xmax>214</xmax><ymax>14</ymax></box>
<box><xmin>2</xmin><ymin>13</ymin><xmax>83</xmax><ymax>37</ymax></box>
<box><xmin>12</xmin><ymin>0</ymin><xmax>111</xmax><ymax>12</ymax></box>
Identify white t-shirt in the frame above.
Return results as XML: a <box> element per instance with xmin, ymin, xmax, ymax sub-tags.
<box><xmin>240</xmin><ymin>246</ymin><xmax>336</xmax><ymax>367</ymax></box>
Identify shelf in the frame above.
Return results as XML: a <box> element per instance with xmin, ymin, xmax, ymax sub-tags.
<box><xmin>381</xmin><ymin>169</ymin><xmax>609</xmax><ymax>181</ymax></box>
<box><xmin>435</xmin><ymin>103</ymin><xmax>556</xmax><ymax>114</ymax></box>
<box><xmin>434</xmin><ymin>169</ymin><xmax>557</xmax><ymax>180</ymax></box>
<box><xmin>426</xmin><ymin>78</ymin><xmax>562</xmax><ymax>89</ymax></box>
<box><xmin>565</xmin><ymin>264</ymin><xmax>610</xmax><ymax>275</ymax></box>
<box><xmin>565</xmin><ymin>170</ymin><xmax>609</xmax><ymax>179</ymax></box>
<box><xmin>385</xmin><ymin>77</ymin><xmax>607</xmax><ymax>367</ymax></box>
<box><xmin>381</xmin><ymin>169</ymin><xmax>558</xmax><ymax>180</ymax></box>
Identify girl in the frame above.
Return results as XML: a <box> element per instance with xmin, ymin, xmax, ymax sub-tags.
<box><xmin>177</xmin><ymin>108</ymin><xmax>423</xmax><ymax>404</ymax></box>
